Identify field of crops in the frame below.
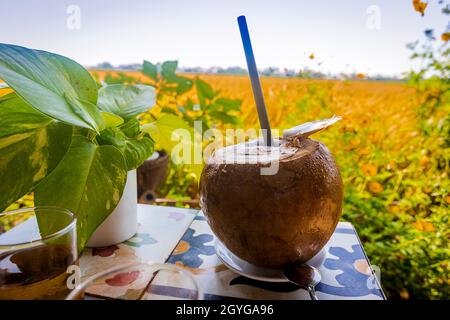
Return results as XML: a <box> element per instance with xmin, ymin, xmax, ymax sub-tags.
<box><xmin>95</xmin><ymin>71</ymin><xmax>418</xmax><ymax>133</ymax></box>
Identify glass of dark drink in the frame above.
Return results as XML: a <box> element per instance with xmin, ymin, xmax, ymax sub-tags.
<box><xmin>0</xmin><ymin>206</ymin><xmax>77</xmax><ymax>300</ymax></box>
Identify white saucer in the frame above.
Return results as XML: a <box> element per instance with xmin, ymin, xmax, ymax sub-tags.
<box><xmin>215</xmin><ymin>239</ymin><xmax>326</xmax><ymax>283</ymax></box>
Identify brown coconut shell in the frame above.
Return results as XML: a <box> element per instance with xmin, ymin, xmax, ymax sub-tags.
<box><xmin>200</xmin><ymin>138</ymin><xmax>343</xmax><ymax>268</ymax></box>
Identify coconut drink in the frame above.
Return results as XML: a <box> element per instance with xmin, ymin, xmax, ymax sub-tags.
<box><xmin>202</xmin><ymin>16</ymin><xmax>344</xmax><ymax>270</ymax></box>
<box><xmin>200</xmin><ymin>117</ymin><xmax>343</xmax><ymax>269</ymax></box>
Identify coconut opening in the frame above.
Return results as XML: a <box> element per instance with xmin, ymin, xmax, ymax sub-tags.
<box><xmin>208</xmin><ymin>116</ymin><xmax>342</xmax><ymax>165</ymax></box>
<box><xmin>209</xmin><ymin>138</ymin><xmax>300</xmax><ymax>164</ymax></box>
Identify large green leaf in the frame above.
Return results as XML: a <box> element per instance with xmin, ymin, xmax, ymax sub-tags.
<box><xmin>141</xmin><ymin>113</ymin><xmax>191</xmax><ymax>152</ymax></box>
<box><xmin>142</xmin><ymin>113</ymin><xmax>204</xmax><ymax>180</ymax></box>
<box><xmin>97</xmin><ymin>119</ymin><xmax>154</xmax><ymax>171</ymax></box>
<box><xmin>0</xmin><ymin>93</ymin><xmax>72</xmax><ymax>211</ymax></box>
<box><xmin>35</xmin><ymin>135</ymin><xmax>127</xmax><ymax>249</ymax></box>
<box><xmin>98</xmin><ymin>84</ymin><xmax>156</xmax><ymax>119</ymax></box>
<box><xmin>0</xmin><ymin>43</ymin><xmax>104</xmax><ymax>132</ymax></box>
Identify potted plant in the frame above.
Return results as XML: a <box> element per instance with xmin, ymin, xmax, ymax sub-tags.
<box><xmin>0</xmin><ymin>43</ymin><xmax>156</xmax><ymax>249</ymax></box>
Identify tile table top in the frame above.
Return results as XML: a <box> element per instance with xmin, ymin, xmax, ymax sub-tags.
<box><xmin>79</xmin><ymin>204</ymin><xmax>385</xmax><ymax>300</ymax></box>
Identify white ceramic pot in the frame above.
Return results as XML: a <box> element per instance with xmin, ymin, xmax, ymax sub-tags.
<box><xmin>87</xmin><ymin>170</ymin><xmax>138</xmax><ymax>247</ymax></box>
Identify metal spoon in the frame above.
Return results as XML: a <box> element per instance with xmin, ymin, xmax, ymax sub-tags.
<box><xmin>283</xmin><ymin>262</ymin><xmax>322</xmax><ymax>300</ymax></box>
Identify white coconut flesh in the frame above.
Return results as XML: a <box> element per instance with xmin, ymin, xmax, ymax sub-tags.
<box><xmin>210</xmin><ymin>138</ymin><xmax>299</xmax><ymax>164</ymax></box>
<box><xmin>209</xmin><ymin>116</ymin><xmax>342</xmax><ymax>165</ymax></box>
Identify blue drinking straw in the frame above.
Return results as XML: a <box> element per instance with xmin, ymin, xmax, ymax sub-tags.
<box><xmin>237</xmin><ymin>15</ymin><xmax>274</xmax><ymax>147</ymax></box>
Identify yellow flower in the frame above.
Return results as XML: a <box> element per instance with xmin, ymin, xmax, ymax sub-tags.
<box><xmin>442</xmin><ymin>33</ymin><xmax>450</xmax><ymax>42</ymax></box>
<box><xmin>368</xmin><ymin>181</ymin><xmax>384</xmax><ymax>194</ymax></box>
<box><xmin>420</xmin><ymin>156</ymin><xmax>430</xmax><ymax>166</ymax></box>
<box><xmin>388</xmin><ymin>204</ymin><xmax>400</xmax><ymax>213</ymax></box>
<box><xmin>444</xmin><ymin>195</ymin><xmax>450</xmax><ymax>204</ymax></box>
<box><xmin>412</xmin><ymin>0</ymin><xmax>428</xmax><ymax>16</ymax></box>
<box><xmin>358</xmin><ymin>146</ymin><xmax>371</xmax><ymax>156</ymax></box>
<box><xmin>412</xmin><ymin>220</ymin><xmax>435</xmax><ymax>232</ymax></box>
<box><xmin>361</xmin><ymin>164</ymin><xmax>377</xmax><ymax>176</ymax></box>
<box><xmin>350</xmin><ymin>138</ymin><xmax>361</xmax><ymax>147</ymax></box>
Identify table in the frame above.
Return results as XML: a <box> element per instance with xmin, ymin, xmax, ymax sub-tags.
<box><xmin>80</xmin><ymin>205</ymin><xmax>385</xmax><ymax>300</ymax></box>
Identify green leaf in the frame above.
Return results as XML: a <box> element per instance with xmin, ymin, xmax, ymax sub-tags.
<box><xmin>161</xmin><ymin>61</ymin><xmax>178</xmax><ymax>77</ymax></box>
<box><xmin>143</xmin><ymin>114</ymin><xmax>204</xmax><ymax>181</ymax></box>
<box><xmin>97</xmin><ymin>121</ymin><xmax>154</xmax><ymax>171</ymax></box>
<box><xmin>143</xmin><ymin>60</ymin><xmax>158</xmax><ymax>81</ymax></box>
<box><xmin>195</xmin><ymin>77</ymin><xmax>215</xmax><ymax>107</ymax></box>
<box><xmin>141</xmin><ymin>113</ymin><xmax>191</xmax><ymax>152</ymax></box>
<box><xmin>0</xmin><ymin>93</ymin><xmax>72</xmax><ymax>211</ymax></box>
<box><xmin>184</xmin><ymin>98</ymin><xmax>195</xmax><ymax>111</ymax></box>
<box><xmin>64</xmin><ymin>93</ymin><xmax>105</xmax><ymax>132</ymax></box>
<box><xmin>161</xmin><ymin>107</ymin><xmax>179</xmax><ymax>116</ymax></box>
<box><xmin>162</xmin><ymin>61</ymin><xmax>190</xmax><ymax>87</ymax></box>
<box><xmin>120</xmin><ymin>134</ymin><xmax>154</xmax><ymax>170</ymax></box>
<box><xmin>98</xmin><ymin>84</ymin><xmax>156</xmax><ymax>119</ymax></box>
<box><xmin>96</xmin><ymin>128</ymin><xmax>125</xmax><ymax>149</ymax></box>
<box><xmin>196</xmin><ymin>77</ymin><xmax>215</xmax><ymax>99</ymax></box>
<box><xmin>104</xmin><ymin>73</ymin><xmax>135</xmax><ymax>85</ymax></box>
<box><xmin>209</xmin><ymin>110</ymin><xmax>239</xmax><ymax>125</ymax></box>
<box><xmin>142</xmin><ymin>114</ymin><xmax>205</xmax><ymax>181</ymax></box>
<box><xmin>119</xmin><ymin>118</ymin><xmax>140</xmax><ymax>138</ymax></box>
<box><xmin>175</xmin><ymin>76</ymin><xmax>193</xmax><ymax>95</ymax></box>
<box><xmin>215</xmin><ymin>98</ymin><xmax>242</xmax><ymax>112</ymax></box>
<box><xmin>102</xmin><ymin>111</ymin><xmax>124</xmax><ymax>128</ymax></box>
<box><xmin>0</xmin><ymin>43</ymin><xmax>103</xmax><ymax>132</ymax></box>
<box><xmin>35</xmin><ymin>135</ymin><xmax>127</xmax><ymax>249</ymax></box>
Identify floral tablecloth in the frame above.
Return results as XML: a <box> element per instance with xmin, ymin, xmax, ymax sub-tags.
<box><xmin>80</xmin><ymin>204</ymin><xmax>385</xmax><ymax>300</ymax></box>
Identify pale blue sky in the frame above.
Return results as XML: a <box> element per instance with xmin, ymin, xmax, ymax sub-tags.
<box><xmin>0</xmin><ymin>0</ymin><xmax>448</xmax><ymax>76</ymax></box>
